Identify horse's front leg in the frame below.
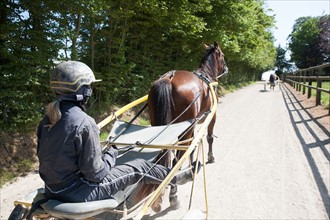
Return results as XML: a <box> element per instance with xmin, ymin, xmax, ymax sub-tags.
<box><xmin>207</xmin><ymin>114</ymin><xmax>217</xmax><ymax>163</ymax></box>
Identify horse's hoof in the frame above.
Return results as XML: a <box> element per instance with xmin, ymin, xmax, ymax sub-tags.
<box><xmin>169</xmin><ymin>197</ymin><xmax>180</xmax><ymax>210</ymax></box>
<box><xmin>151</xmin><ymin>203</ymin><xmax>162</xmax><ymax>213</ymax></box>
<box><xmin>207</xmin><ymin>156</ymin><xmax>215</xmax><ymax>163</ymax></box>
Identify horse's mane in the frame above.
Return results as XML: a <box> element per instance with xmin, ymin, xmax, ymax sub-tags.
<box><xmin>199</xmin><ymin>45</ymin><xmax>219</xmax><ymax>81</ymax></box>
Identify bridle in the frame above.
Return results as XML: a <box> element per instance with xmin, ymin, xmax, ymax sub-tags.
<box><xmin>216</xmin><ymin>48</ymin><xmax>228</xmax><ymax>79</ymax></box>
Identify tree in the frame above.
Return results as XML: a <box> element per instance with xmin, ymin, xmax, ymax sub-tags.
<box><xmin>0</xmin><ymin>0</ymin><xmax>59</xmax><ymax>131</ymax></box>
<box><xmin>0</xmin><ymin>0</ymin><xmax>277</xmax><ymax>132</ymax></box>
<box><xmin>275</xmin><ymin>45</ymin><xmax>291</xmax><ymax>73</ymax></box>
<box><xmin>318</xmin><ymin>15</ymin><xmax>330</xmax><ymax>64</ymax></box>
<box><xmin>288</xmin><ymin>16</ymin><xmax>326</xmax><ymax>68</ymax></box>
<box><xmin>202</xmin><ymin>0</ymin><xmax>276</xmax><ymax>83</ymax></box>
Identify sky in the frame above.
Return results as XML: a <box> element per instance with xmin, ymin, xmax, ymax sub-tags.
<box><xmin>264</xmin><ymin>0</ymin><xmax>330</xmax><ymax>48</ymax></box>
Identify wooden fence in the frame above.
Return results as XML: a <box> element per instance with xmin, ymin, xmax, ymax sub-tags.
<box><xmin>284</xmin><ymin>63</ymin><xmax>330</xmax><ymax>114</ymax></box>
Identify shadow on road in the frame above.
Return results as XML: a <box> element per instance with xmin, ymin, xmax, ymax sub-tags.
<box><xmin>280</xmin><ymin>83</ymin><xmax>330</xmax><ymax>218</ymax></box>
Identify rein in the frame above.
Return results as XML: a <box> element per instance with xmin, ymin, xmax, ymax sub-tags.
<box><xmin>217</xmin><ymin>71</ymin><xmax>226</xmax><ymax>79</ymax></box>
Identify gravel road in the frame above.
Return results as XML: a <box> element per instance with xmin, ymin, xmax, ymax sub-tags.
<box><xmin>1</xmin><ymin>82</ymin><xmax>329</xmax><ymax>220</ymax></box>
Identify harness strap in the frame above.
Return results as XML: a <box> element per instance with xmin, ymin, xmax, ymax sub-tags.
<box><xmin>193</xmin><ymin>71</ymin><xmax>212</xmax><ymax>85</ymax></box>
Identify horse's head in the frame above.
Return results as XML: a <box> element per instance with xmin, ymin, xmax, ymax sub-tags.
<box><xmin>213</xmin><ymin>42</ymin><xmax>228</xmax><ymax>79</ymax></box>
<box><xmin>202</xmin><ymin>42</ymin><xmax>228</xmax><ymax>81</ymax></box>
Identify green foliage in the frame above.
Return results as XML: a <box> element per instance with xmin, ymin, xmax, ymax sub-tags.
<box><xmin>0</xmin><ymin>170</ymin><xmax>16</xmax><ymax>187</ymax></box>
<box><xmin>0</xmin><ymin>0</ymin><xmax>276</xmax><ymax>133</ymax></box>
<box><xmin>288</xmin><ymin>16</ymin><xmax>329</xmax><ymax>68</ymax></box>
<box><xmin>221</xmin><ymin>81</ymin><xmax>255</xmax><ymax>94</ymax></box>
<box><xmin>99</xmin><ymin>131</ymin><xmax>108</xmax><ymax>142</ymax></box>
<box><xmin>0</xmin><ymin>0</ymin><xmax>60</xmax><ymax>131</ymax></box>
<box><xmin>202</xmin><ymin>0</ymin><xmax>276</xmax><ymax>84</ymax></box>
<box><xmin>275</xmin><ymin>45</ymin><xmax>291</xmax><ymax>73</ymax></box>
<box><xmin>318</xmin><ymin>15</ymin><xmax>330</xmax><ymax>63</ymax></box>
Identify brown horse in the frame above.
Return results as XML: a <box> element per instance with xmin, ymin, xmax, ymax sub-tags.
<box><xmin>147</xmin><ymin>41</ymin><xmax>228</xmax><ymax>166</ymax></box>
<box><xmin>137</xmin><ymin>42</ymin><xmax>227</xmax><ymax>211</ymax></box>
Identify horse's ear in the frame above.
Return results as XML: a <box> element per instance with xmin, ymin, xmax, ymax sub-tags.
<box><xmin>203</xmin><ymin>43</ymin><xmax>210</xmax><ymax>49</ymax></box>
<box><xmin>214</xmin><ymin>41</ymin><xmax>219</xmax><ymax>48</ymax></box>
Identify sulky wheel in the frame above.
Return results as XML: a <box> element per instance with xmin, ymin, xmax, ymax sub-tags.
<box><xmin>8</xmin><ymin>204</ymin><xmax>28</xmax><ymax>220</ymax></box>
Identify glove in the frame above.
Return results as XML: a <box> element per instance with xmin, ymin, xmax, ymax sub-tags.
<box><xmin>103</xmin><ymin>146</ymin><xmax>118</xmax><ymax>168</ymax></box>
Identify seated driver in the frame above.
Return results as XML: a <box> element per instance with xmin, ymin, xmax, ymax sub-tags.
<box><xmin>37</xmin><ymin>61</ymin><xmax>198</xmax><ymax>206</ymax></box>
<box><xmin>269</xmin><ymin>73</ymin><xmax>279</xmax><ymax>89</ymax></box>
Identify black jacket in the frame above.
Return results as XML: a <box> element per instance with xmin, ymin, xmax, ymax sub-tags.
<box><xmin>269</xmin><ymin>73</ymin><xmax>275</xmax><ymax>83</ymax></box>
<box><xmin>37</xmin><ymin>101</ymin><xmax>117</xmax><ymax>192</ymax></box>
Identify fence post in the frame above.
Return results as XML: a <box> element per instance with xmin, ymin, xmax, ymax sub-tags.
<box><xmin>307</xmin><ymin>70</ymin><xmax>312</xmax><ymax>98</ymax></box>
<box><xmin>316</xmin><ymin>78</ymin><xmax>322</xmax><ymax>106</ymax></box>
<box><xmin>296</xmin><ymin>72</ymin><xmax>299</xmax><ymax>91</ymax></box>
<box><xmin>302</xmin><ymin>70</ymin><xmax>306</xmax><ymax>95</ymax></box>
<box><xmin>298</xmin><ymin>71</ymin><xmax>302</xmax><ymax>92</ymax></box>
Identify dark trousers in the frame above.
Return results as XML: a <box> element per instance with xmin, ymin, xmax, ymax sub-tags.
<box><xmin>45</xmin><ymin>158</ymin><xmax>171</xmax><ymax>202</ymax></box>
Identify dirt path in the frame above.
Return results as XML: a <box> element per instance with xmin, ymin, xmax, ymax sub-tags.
<box><xmin>1</xmin><ymin>82</ymin><xmax>329</xmax><ymax>219</ymax></box>
<box><xmin>0</xmin><ymin>171</ymin><xmax>43</xmax><ymax>219</ymax></box>
<box><xmin>148</xmin><ymin>82</ymin><xmax>330</xmax><ymax>219</ymax></box>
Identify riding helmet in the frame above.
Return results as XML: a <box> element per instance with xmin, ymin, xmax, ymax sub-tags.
<box><xmin>50</xmin><ymin>61</ymin><xmax>101</xmax><ymax>102</ymax></box>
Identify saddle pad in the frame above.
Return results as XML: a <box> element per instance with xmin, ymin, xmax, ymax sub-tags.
<box><xmin>42</xmin><ymin>198</ymin><xmax>119</xmax><ymax>219</ymax></box>
<box><xmin>108</xmin><ymin>120</ymin><xmax>194</xmax><ymax>145</ymax></box>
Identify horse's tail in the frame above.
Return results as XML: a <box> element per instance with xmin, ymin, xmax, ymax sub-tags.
<box><xmin>148</xmin><ymin>77</ymin><xmax>174</xmax><ymax>126</ymax></box>
<box><xmin>134</xmin><ymin>77</ymin><xmax>174</xmax><ymax>212</ymax></box>
<box><xmin>148</xmin><ymin>76</ymin><xmax>173</xmax><ymax>167</ymax></box>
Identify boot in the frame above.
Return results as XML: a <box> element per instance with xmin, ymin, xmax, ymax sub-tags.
<box><xmin>175</xmin><ymin>161</ymin><xmax>201</xmax><ymax>185</ymax></box>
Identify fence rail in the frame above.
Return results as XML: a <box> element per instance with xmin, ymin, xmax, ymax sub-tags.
<box><xmin>284</xmin><ymin>63</ymin><xmax>330</xmax><ymax>114</ymax></box>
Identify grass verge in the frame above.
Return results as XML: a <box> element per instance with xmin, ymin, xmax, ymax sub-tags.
<box><xmin>303</xmin><ymin>82</ymin><xmax>330</xmax><ymax>109</ymax></box>
<box><xmin>220</xmin><ymin>81</ymin><xmax>255</xmax><ymax>95</ymax></box>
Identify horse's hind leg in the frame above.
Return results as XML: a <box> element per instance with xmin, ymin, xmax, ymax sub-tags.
<box><xmin>169</xmin><ymin>144</ymin><xmax>192</xmax><ymax>208</ymax></box>
<box><xmin>207</xmin><ymin>114</ymin><xmax>216</xmax><ymax>163</ymax></box>
<box><xmin>169</xmin><ymin>131</ymin><xmax>193</xmax><ymax>209</ymax></box>
<box><xmin>169</xmin><ymin>184</ymin><xmax>180</xmax><ymax>209</ymax></box>
<box><xmin>175</xmin><ymin>130</ymin><xmax>194</xmax><ymax>165</ymax></box>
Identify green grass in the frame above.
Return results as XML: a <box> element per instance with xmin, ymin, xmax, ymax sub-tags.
<box><xmin>303</xmin><ymin>81</ymin><xmax>330</xmax><ymax>108</ymax></box>
<box><xmin>0</xmin><ymin>171</ymin><xmax>16</xmax><ymax>187</ymax></box>
<box><xmin>220</xmin><ymin>81</ymin><xmax>255</xmax><ymax>95</ymax></box>
<box><xmin>100</xmin><ymin>131</ymin><xmax>109</xmax><ymax>141</ymax></box>
<box><xmin>0</xmin><ymin>159</ymin><xmax>35</xmax><ymax>187</ymax></box>
<box><xmin>15</xmin><ymin>159</ymin><xmax>35</xmax><ymax>173</ymax></box>
<box><xmin>138</xmin><ymin>117</ymin><xmax>149</xmax><ymax>126</ymax></box>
